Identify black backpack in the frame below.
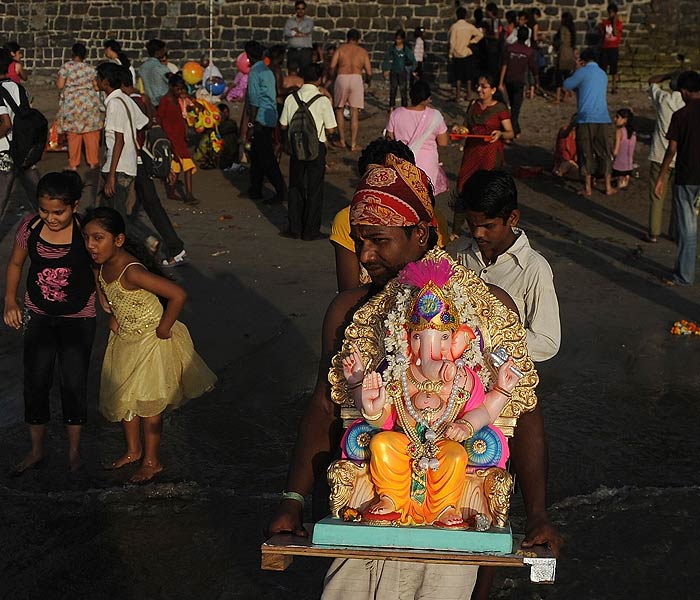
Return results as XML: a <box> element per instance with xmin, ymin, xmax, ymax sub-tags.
<box><xmin>129</xmin><ymin>94</ymin><xmax>172</xmax><ymax>180</ymax></box>
<box><xmin>0</xmin><ymin>80</ymin><xmax>48</xmax><ymax>169</ymax></box>
<box><xmin>141</xmin><ymin>125</ymin><xmax>172</xmax><ymax>179</ymax></box>
<box><xmin>288</xmin><ymin>91</ymin><xmax>323</xmax><ymax>162</ymax></box>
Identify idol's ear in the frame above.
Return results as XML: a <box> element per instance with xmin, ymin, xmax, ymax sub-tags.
<box><xmin>450</xmin><ymin>324</ymin><xmax>476</xmax><ymax>359</ymax></box>
<box><xmin>402</xmin><ymin>325</ymin><xmax>411</xmax><ymax>359</ymax></box>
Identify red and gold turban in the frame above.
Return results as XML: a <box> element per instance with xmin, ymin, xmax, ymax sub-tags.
<box><xmin>350</xmin><ymin>154</ymin><xmax>437</xmax><ymax>228</ymax></box>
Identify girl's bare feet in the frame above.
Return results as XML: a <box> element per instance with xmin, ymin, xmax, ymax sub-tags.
<box><xmin>103</xmin><ymin>451</ymin><xmax>142</xmax><ymax>470</ymax></box>
<box><xmin>9</xmin><ymin>451</ymin><xmax>45</xmax><ymax>476</ymax></box>
<box><xmin>129</xmin><ymin>460</ymin><xmax>163</xmax><ymax>484</ymax></box>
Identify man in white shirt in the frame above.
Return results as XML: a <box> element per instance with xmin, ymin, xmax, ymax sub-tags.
<box><xmin>455</xmin><ymin>168</ymin><xmax>561</xmax><ymax>598</ymax></box>
<box><xmin>96</xmin><ymin>62</ymin><xmax>148</xmax><ymax>220</ymax></box>
<box><xmin>455</xmin><ymin>170</ymin><xmax>560</xmax><ymax>362</ymax></box>
<box><xmin>279</xmin><ymin>63</ymin><xmax>337</xmax><ymax>240</ymax></box>
<box><xmin>0</xmin><ymin>48</ymin><xmax>40</xmax><ymax>217</ymax></box>
<box><xmin>284</xmin><ymin>0</ymin><xmax>314</xmax><ymax>75</ymax></box>
<box><xmin>645</xmin><ymin>71</ymin><xmax>685</xmax><ymax>243</ymax></box>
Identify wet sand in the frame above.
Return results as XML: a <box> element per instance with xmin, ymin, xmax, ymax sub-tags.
<box><xmin>1</xmin><ymin>82</ymin><xmax>699</xmax><ymax>599</ymax></box>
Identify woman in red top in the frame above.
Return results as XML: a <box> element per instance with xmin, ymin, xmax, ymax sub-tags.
<box><xmin>454</xmin><ymin>74</ymin><xmax>513</xmax><ymax>236</ymax></box>
<box><xmin>156</xmin><ymin>75</ymin><xmax>199</xmax><ymax>205</ymax></box>
<box><xmin>3</xmin><ymin>42</ymin><xmax>28</xmax><ymax>84</ymax></box>
<box><xmin>599</xmin><ymin>2</ymin><xmax>623</xmax><ymax>94</ymax></box>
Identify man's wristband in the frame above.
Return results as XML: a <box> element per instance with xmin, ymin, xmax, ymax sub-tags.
<box><xmin>281</xmin><ymin>490</ymin><xmax>305</xmax><ymax>509</ymax></box>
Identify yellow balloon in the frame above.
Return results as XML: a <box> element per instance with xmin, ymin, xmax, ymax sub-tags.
<box><xmin>182</xmin><ymin>61</ymin><xmax>204</xmax><ymax>85</ymax></box>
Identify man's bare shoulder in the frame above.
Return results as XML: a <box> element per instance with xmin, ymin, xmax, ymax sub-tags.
<box><xmin>325</xmin><ymin>286</ymin><xmax>370</xmax><ymax>327</ymax></box>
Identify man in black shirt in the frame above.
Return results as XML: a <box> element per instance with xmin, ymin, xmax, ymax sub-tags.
<box><xmin>655</xmin><ymin>70</ymin><xmax>700</xmax><ymax>285</ymax></box>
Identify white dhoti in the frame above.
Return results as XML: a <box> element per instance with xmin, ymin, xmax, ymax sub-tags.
<box><xmin>322</xmin><ymin>558</ymin><xmax>477</xmax><ymax>600</ymax></box>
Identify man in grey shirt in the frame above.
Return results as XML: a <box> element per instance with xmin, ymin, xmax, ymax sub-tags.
<box><xmin>284</xmin><ymin>0</ymin><xmax>314</xmax><ymax>75</ymax></box>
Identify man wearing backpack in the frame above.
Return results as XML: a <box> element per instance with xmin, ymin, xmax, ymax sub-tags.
<box><xmin>279</xmin><ymin>63</ymin><xmax>337</xmax><ymax>240</ymax></box>
<box><xmin>0</xmin><ymin>49</ymin><xmax>44</xmax><ymax>219</ymax></box>
<box><xmin>96</xmin><ymin>62</ymin><xmax>149</xmax><ymax>221</ymax></box>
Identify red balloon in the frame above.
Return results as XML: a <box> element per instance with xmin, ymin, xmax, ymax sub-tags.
<box><xmin>236</xmin><ymin>52</ymin><xmax>251</xmax><ymax>75</ymax></box>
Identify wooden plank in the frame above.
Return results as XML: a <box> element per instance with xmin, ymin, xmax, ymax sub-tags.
<box><xmin>260</xmin><ymin>552</ymin><xmax>294</xmax><ymax>571</ymax></box>
<box><xmin>261</xmin><ymin>525</ymin><xmax>555</xmax><ymax>583</ymax></box>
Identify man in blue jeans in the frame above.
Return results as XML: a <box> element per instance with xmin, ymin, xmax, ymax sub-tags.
<box><xmin>655</xmin><ymin>70</ymin><xmax>700</xmax><ymax>286</ymax></box>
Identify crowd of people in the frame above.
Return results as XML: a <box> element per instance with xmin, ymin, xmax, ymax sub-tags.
<box><xmin>0</xmin><ymin>0</ymin><xmax>698</xmax><ymax>597</ymax></box>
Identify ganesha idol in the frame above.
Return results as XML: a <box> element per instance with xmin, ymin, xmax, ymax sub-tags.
<box><xmin>318</xmin><ymin>249</ymin><xmax>538</xmax><ymax>548</ymax></box>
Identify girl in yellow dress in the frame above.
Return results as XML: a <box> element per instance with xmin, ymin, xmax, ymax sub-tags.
<box><xmin>83</xmin><ymin>207</ymin><xmax>217</xmax><ymax>483</ymax></box>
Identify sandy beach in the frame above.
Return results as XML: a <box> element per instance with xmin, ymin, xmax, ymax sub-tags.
<box><xmin>1</xmin><ymin>80</ymin><xmax>698</xmax><ymax>599</ymax></box>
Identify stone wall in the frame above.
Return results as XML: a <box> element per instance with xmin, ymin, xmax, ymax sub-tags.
<box><xmin>1</xmin><ymin>0</ymin><xmax>697</xmax><ymax>88</ymax></box>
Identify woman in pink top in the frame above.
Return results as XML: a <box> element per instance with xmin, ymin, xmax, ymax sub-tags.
<box><xmin>386</xmin><ymin>81</ymin><xmax>449</xmax><ymax>195</ymax></box>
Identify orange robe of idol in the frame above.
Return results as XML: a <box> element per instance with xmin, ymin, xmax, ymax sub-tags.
<box><xmin>368</xmin><ymin>369</ymin><xmax>485</xmax><ymax>525</ymax></box>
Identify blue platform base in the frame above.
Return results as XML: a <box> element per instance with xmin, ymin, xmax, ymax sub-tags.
<box><xmin>312</xmin><ymin>516</ymin><xmax>513</xmax><ymax>554</ymax></box>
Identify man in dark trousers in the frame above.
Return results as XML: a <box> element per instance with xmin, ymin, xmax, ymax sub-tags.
<box><xmin>245</xmin><ymin>40</ymin><xmax>287</xmax><ymax>203</ymax></box>
<box><xmin>499</xmin><ymin>26</ymin><xmax>538</xmax><ymax>139</ymax></box>
<box><xmin>279</xmin><ymin>63</ymin><xmax>337</xmax><ymax>240</ymax></box>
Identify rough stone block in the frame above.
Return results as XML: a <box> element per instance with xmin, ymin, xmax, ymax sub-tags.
<box><xmin>100</xmin><ymin>6</ymin><xmax>121</xmax><ymax>18</ymax></box>
<box><xmin>342</xmin><ymin>5</ymin><xmax>359</xmax><ymax>18</ymax></box>
<box><xmin>178</xmin><ymin>16</ymin><xmax>197</xmax><ymax>29</ymax></box>
<box><xmin>415</xmin><ymin>6</ymin><xmax>438</xmax><ymax>18</ymax></box>
<box><xmin>315</xmin><ymin>18</ymin><xmax>334</xmax><ymax>30</ymax></box>
<box><xmin>180</xmin><ymin>2</ymin><xmax>196</xmax><ymax>16</ymax></box>
<box><xmin>251</xmin><ymin>16</ymin><xmax>271</xmax><ymax>28</ymax></box>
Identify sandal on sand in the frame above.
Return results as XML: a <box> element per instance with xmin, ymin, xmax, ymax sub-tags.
<box><xmin>162</xmin><ymin>250</ymin><xmax>188</xmax><ymax>268</ymax></box>
<box><xmin>642</xmin><ymin>233</ymin><xmax>658</xmax><ymax>243</ymax></box>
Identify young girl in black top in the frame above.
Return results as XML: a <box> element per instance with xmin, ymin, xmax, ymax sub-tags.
<box><xmin>4</xmin><ymin>171</ymin><xmax>95</xmax><ymax>474</ymax></box>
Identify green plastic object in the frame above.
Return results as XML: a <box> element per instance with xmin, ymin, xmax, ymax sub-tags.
<box><xmin>312</xmin><ymin>516</ymin><xmax>513</xmax><ymax>554</ymax></box>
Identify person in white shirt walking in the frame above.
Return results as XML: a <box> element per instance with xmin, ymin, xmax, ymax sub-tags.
<box><xmin>95</xmin><ymin>62</ymin><xmax>148</xmax><ymax>224</ymax></box>
<box><xmin>279</xmin><ymin>63</ymin><xmax>337</xmax><ymax>241</ymax></box>
<box><xmin>0</xmin><ymin>49</ymin><xmax>40</xmax><ymax>218</ymax></box>
<box><xmin>645</xmin><ymin>71</ymin><xmax>685</xmax><ymax>243</ymax></box>
<box><xmin>413</xmin><ymin>27</ymin><xmax>425</xmax><ymax>80</ymax></box>
<box><xmin>456</xmin><ymin>169</ymin><xmax>560</xmax><ymax>362</ymax></box>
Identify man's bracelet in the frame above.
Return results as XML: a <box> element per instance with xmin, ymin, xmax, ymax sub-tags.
<box><xmin>281</xmin><ymin>490</ymin><xmax>305</xmax><ymax>509</ymax></box>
